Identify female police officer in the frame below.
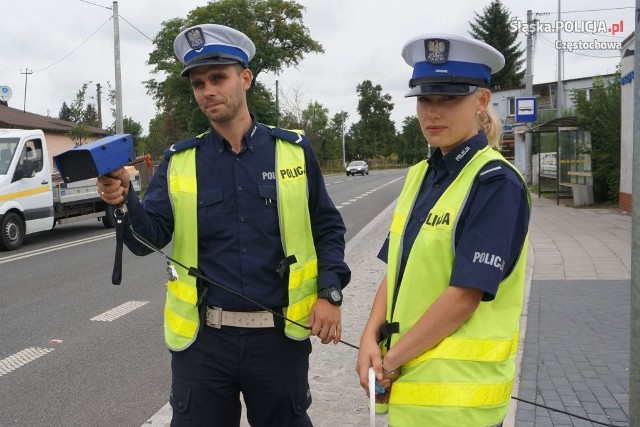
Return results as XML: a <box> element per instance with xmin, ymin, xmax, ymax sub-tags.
<box><xmin>356</xmin><ymin>34</ymin><xmax>530</xmax><ymax>427</ymax></box>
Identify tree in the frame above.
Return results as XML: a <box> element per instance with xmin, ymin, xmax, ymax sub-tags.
<box><xmin>300</xmin><ymin>101</ymin><xmax>329</xmax><ymax>160</ymax></box>
<box><xmin>145</xmin><ymin>0</ymin><xmax>323</xmax><ymax>140</ymax></box>
<box><xmin>68</xmin><ymin>123</ymin><xmax>92</xmax><ymax>147</ymax></box>
<box><xmin>469</xmin><ymin>0</ymin><xmax>524</xmax><ymax>90</ymax></box>
<box><xmin>83</xmin><ymin>103</ymin><xmax>99</xmax><ymax>127</ymax></box>
<box><xmin>107</xmin><ymin>116</ymin><xmax>145</xmax><ymax>153</ymax></box>
<box><xmin>397</xmin><ymin>116</ymin><xmax>427</xmax><ymax>164</ymax></box>
<box><xmin>349</xmin><ymin>80</ymin><xmax>396</xmax><ymax>160</ymax></box>
<box><xmin>570</xmin><ymin>75</ymin><xmax>621</xmax><ymax>202</ymax></box>
<box><xmin>140</xmin><ymin>116</ymin><xmax>171</xmax><ymax>160</ymax></box>
<box><xmin>58</xmin><ymin>102</ymin><xmax>73</xmax><ymax>122</ymax></box>
<box><xmin>326</xmin><ymin>111</ymin><xmax>349</xmax><ymax>165</ymax></box>
<box><xmin>63</xmin><ymin>83</ymin><xmax>97</xmax><ymax>146</ymax></box>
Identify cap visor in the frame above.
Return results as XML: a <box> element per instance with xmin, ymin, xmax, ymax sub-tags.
<box><xmin>405</xmin><ymin>84</ymin><xmax>478</xmax><ymax>97</ymax></box>
<box><xmin>181</xmin><ymin>57</ymin><xmax>243</xmax><ymax>77</ymax></box>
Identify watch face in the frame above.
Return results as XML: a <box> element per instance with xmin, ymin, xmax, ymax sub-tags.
<box><xmin>330</xmin><ymin>289</ymin><xmax>341</xmax><ymax>302</ymax></box>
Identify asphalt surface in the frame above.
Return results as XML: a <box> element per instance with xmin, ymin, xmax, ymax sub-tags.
<box><xmin>142</xmin><ymin>192</ymin><xmax>632</xmax><ymax>427</ymax></box>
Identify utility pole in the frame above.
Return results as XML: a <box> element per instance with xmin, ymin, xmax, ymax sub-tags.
<box><xmin>96</xmin><ymin>83</ymin><xmax>103</xmax><ymax>129</ymax></box>
<box><xmin>20</xmin><ymin>68</ymin><xmax>32</xmax><ymax>112</ymax></box>
<box><xmin>523</xmin><ymin>9</ymin><xmax>534</xmax><ymax>184</ymax></box>
<box><xmin>112</xmin><ymin>1</ymin><xmax>124</xmax><ymax>133</ymax></box>
<box><xmin>275</xmin><ymin>80</ymin><xmax>279</xmax><ymax>127</ymax></box>
<box><xmin>629</xmin><ymin>2</ymin><xmax>640</xmax><ymax>424</ymax></box>
<box><xmin>341</xmin><ymin>115</ymin><xmax>347</xmax><ymax>168</ymax></box>
<box><xmin>555</xmin><ymin>0</ymin><xmax>564</xmax><ymax>118</ymax></box>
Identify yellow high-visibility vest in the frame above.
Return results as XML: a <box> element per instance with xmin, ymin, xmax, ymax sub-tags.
<box><xmin>164</xmin><ymin>132</ymin><xmax>317</xmax><ymax>350</ymax></box>
<box><xmin>385</xmin><ymin>146</ymin><xmax>530</xmax><ymax>426</ymax></box>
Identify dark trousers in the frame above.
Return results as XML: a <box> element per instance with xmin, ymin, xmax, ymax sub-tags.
<box><xmin>169</xmin><ymin>321</ymin><xmax>313</xmax><ymax>427</ymax></box>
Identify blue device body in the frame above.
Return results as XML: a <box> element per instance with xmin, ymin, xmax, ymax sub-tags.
<box><xmin>53</xmin><ymin>134</ymin><xmax>135</xmax><ymax>183</ymax></box>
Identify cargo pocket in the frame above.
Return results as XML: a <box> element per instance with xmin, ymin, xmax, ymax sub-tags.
<box><xmin>288</xmin><ymin>388</ymin><xmax>312</xmax><ymax>426</ymax></box>
<box><xmin>169</xmin><ymin>386</ymin><xmax>191</xmax><ymax>425</ymax></box>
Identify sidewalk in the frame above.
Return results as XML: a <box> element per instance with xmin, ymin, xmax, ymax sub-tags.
<box><xmin>513</xmin><ymin>196</ymin><xmax>631</xmax><ymax>427</ymax></box>
<box><xmin>143</xmin><ymin>195</ymin><xmax>633</xmax><ymax>427</ymax></box>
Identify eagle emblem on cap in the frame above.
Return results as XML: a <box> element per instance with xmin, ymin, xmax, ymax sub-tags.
<box><xmin>185</xmin><ymin>28</ymin><xmax>206</xmax><ymax>50</ymax></box>
<box><xmin>425</xmin><ymin>39</ymin><xmax>449</xmax><ymax>64</ymax></box>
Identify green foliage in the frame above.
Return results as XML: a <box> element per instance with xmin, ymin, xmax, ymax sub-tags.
<box><xmin>349</xmin><ymin>80</ymin><xmax>397</xmax><ymax>160</ymax></box>
<box><xmin>300</xmin><ymin>101</ymin><xmax>330</xmax><ymax>160</ymax></box>
<box><xmin>469</xmin><ymin>0</ymin><xmax>524</xmax><ymax>89</ymax></box>
<box><xmin>145</xmin><ymin>0</ymin><xmax>323</xmax><ymax>139</ymax></box>
<box><xmin>83</xmin><ymin>104</ymin><xmax>99</xmax><ymax>127</ymax></box>
<box><xmin>106</xmin><ymin>116</ymin><xmax>145</xmax><ymax>153</ymax></box>
<box><xmin>248</xmin><ymin>81</ymin><xmax>277</xmax><ymax>125</ymax></box>
<box><xmin>139</xmin><ymin>116</ymin><xmax>171</xmax><ymax>160</ymax></box>
<box><xmin>570</xmin><ymin>75</ymin><xmax>621</xmax><ymax>202</ymax></box>
<box><xmin>60</xmin><ymin>82</ymin><xmax>98</xmax><ymax>126</ymax></box>
<box><xmin>68</xmin><ymin>123</ymin><xmax>92</xmax><ymax>147</ymax></box>
<box><xmin>62</xmin><ymin>82</ymin><xmax>105</xmax><ymax>145</ymax></box>
<box><xmin>397</xmin><ymin>116</ymin><xmax>427</xmax><ymax>164</ymax></box>
<box><xmin>58</xmin><ymin>102</ymin><xmax>73</xmax><ymax>122</ymax></box>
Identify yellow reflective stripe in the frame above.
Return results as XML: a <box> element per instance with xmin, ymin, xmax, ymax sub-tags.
<box><xmin>286</xmin><ymin>293</ymin><xmax>317</xmax><ymax>323</ymax></box>
<box><xmin>169</xmin><ymin>175</ymin><xmax>197</xmax><ymax>194</ymax></box>
<box><xmin>167</xmin><ymin>280</ymin><xmax>198</xmax><ymax>305</ymax></box>
<box><xmin>0</xmin><ymin>185</ymin><xmax>49</xmax><ymax>201</ymax></box>
<box><xmin>390</xmin><ymin>380</ymin><xmax>513</xmax><ymax>407</ymax></box>
<box><xmin>390</xmin><ymin>212</ymin><xmax>406</xmax><ymax>236</ymax></box>
<box><xmin>289</xmin><ymin>259</ymin><xmax>318</xmax><ymax>290</ymax></box>
<box><xmin>164</xmin><ymin>304</ymin><xmax>198</xmax><ymax>339</ymax></box>
<box><xmin>405</xmin><ymin>332</ymin><xmax>519</xmax><ymax>366</ymax></box>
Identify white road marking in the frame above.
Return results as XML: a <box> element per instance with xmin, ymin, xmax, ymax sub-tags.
<box><xmin>335</xmin><ymin>176</ymin><xmax>403</xmax><ymax>210</ymax></box>
<box><xmin>0</xmin><ymin>347</ymin><xmax>54</xmax><ymax>377</ymax></box>
<box><xmin>91</xmin><ymin>301</ymin><xmax>149</xmax><ymax>322</ymax></box>
<box><xmin>0</xmin><ymin>233</ymin><xmax>115</xmax><ymax>264</ymax></box>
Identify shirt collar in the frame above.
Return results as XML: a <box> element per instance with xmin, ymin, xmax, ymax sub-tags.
<box><xmin>207</xmin><ymin>114</ymin><xmax>260</xmax><ymax>155</ymax></box>
<box><xmin>429</xmin><ymin>131</ymin><xmax>488</xmax><ymax>175</ymax></box>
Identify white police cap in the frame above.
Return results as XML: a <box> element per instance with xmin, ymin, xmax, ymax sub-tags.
<box><xmin>401</xmin><ymin>33</ymin><xmax>505</xmax><ymax>97</ymax></box>
<box><xmin>174</xmin><ymin>24</ymin><xmax>256</xmax><ymax>77</ymax></box>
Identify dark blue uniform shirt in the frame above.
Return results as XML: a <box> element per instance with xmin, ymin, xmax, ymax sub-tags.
<box><xmin>123</xmin><ymin>121</ymin><xmax>350</xmax><ymax>310</ymax></box>
<box><xmin>379</xmin><ymin>132</ymin><xmax>530</xmax><ymax>301</ymax></box>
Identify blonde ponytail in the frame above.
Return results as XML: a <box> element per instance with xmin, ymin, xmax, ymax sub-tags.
<box><xmin>476</xmin><ymin>91</ymin><xmax>503</xmax><ymax>147</ymax></box>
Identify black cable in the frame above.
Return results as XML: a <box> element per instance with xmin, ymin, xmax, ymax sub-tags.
<box><xmin>128</xmin><ymin>225</ymin><xmax>359</xmax><ymax>350</ymax></box>
<box><xmin>511</xmin><ymin>396</ymin><xmax>626</xmax><ymax>427</ymax></box>
<box><xmin>127</xmin><ymin>223</ymin><xmax>627</xmax><ymax>425</ymax></box>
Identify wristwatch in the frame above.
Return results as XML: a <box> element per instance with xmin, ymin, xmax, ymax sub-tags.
<box><xmin>318</xmin><ymin>287</ymin><xmax>343</xmax><ymax>306</ymax></box>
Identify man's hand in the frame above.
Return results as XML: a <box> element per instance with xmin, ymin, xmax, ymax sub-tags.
<box><xmin>97</xmin><ymin>168</ymin><xmax>130</xmax><ymax>205</ymax></box>
<box><xmin>307</xmin><ymin>299</ymin><xmax>341</xmax><ymax>344</ymax></box>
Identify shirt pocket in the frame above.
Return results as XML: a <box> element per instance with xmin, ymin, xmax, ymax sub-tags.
<box><xmin>197</xmin><ymin>187</ymin><xmax>225</xmax><ymax>238</ymax></box>
<box><xmin>257</xmin><ymin>184</ymin><xmax>280</xmax><ymax>235</ymax></box>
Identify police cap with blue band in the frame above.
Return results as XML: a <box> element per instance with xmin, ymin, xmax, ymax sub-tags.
<box><xmin>174</xmin><ymin>24</ymin><xmax>256</xmax><ymax>77</ymax></box>
<box><xmin>402</xmin><ymin>33</ymin><xmax>505</xmax><ymax>97</ymax></box>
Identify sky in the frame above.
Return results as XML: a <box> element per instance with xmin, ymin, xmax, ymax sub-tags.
<box><xmin>0</xmin><ymin>0</ymin><xmax>634</xmax><ymax>135</ymax></box>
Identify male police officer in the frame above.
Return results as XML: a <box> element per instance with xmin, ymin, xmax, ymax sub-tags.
<box><xmin>98</xmin><ymin>24</ymin><xmax>350</xmax><ymax>426</ymax></box>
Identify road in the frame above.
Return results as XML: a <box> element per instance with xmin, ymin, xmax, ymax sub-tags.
<box><xmin>0</xmin><ymin>168</ymin><xmax>406</xmax><ymax>427</ymax></box>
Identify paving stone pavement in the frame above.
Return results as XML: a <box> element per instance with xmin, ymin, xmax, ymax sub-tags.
<box><xmin>144</xmin><ymin>195</ymin><xmax>633</xmax><ymax>427</ymax></box>
<box><xmin>513</xmin><ymin>196</ymin><xmax>631</xmax><ymax>427</ymax></box>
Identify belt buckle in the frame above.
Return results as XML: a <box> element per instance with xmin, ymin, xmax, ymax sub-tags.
<box><xmin>207</xmin><ymin>306</ymin><xmax>223</xmax><ymax>329</ymax></box>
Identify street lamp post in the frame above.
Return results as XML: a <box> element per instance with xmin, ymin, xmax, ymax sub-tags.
<box><xmin>341</xmin><ymin>120</ymin><xmax>346</xmax><ymax>168</ymax></box>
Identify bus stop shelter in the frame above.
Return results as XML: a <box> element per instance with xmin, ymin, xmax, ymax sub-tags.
<box><xmin>528</xmin><ymin>117</ymin><xmax>593</xmax><ymax>206</ymax></box>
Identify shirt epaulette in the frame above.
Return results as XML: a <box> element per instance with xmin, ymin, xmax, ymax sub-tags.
<box><xmin>477</xmin><ymin>160</ymin><xmax>509</xmax><ymax>183</ymax></box>
<box><xmin>268</xmin><ymin>127</ymin><xmax>309</xmax><ymax>147</ymax></box>
<box><xmin>163</xmin><ymin>133</ymin><xmax>207</xmax><ymax>161</ymax></box>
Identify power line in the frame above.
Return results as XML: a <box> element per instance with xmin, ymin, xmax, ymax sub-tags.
<box><xmin>537</xmin><ymin>6</ymin><xmax>634</xmax><ymax>14</ymax></box>
<box><xmin>33</xmin><ymin>17</ymin><xmax>112</xmax><ymax>73</ymax></box>
<box><xmin>119</xmin><ymin>14</ymin><xmax>154</xmax><ymax>42</ymax></box>
<box><xmin>79</xmin><ymin>0</ymin><xmax>111</xmax><ymax>11</ymax></box>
